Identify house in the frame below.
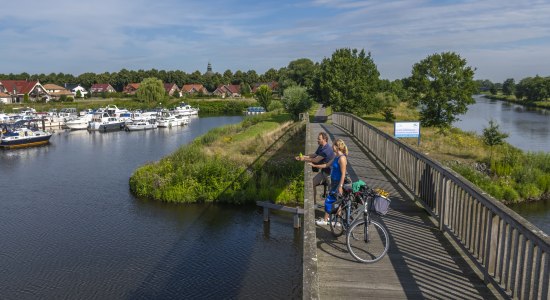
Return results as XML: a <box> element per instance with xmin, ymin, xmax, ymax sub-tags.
<box><xmin>164</xmin><ymin>83</ymin><xmax>180</xmax><ymax>96</ymax></box>
<box><xmin>213</xmin><ymin>84</ymin><xmax>241</xmax><ymax>98</ymax></box>
<box><xmin>64</xmin><ymin>84</ymin><xmax>89</xmax><ymax>97</ymax></box>
<box><xmin>0</xmin><ymin>80</ymin><xmax>50</xmax><ymax>103</ymax></box>
<box><xmin>251</xmin><ymin>81</ymin><xmax>279</xmax><ymax>94</ymax></box>
<box><xmin>123</xmin><ymin>83</ymin><xmax>140</xmax><ymax>95</ymax></box>
<box><xmin>90</xmin><ymin>83</ymin><xmax>116</xmax><ymax>94</ymax></box>
<box><xmin>181</xmin><ymin>84</ymin><xmax>208</xmax><ymax>95</ymax></box>
<box><xmin>0</xmin><ymin>92</ymin><xmax>11</xmax><ymax>104</ymax></box>
<box><xmin>43</xmin><ymin>84</ymin><xmax>74</xmax><ymax>100</ymax></box>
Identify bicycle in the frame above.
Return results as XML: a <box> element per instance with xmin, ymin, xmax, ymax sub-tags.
<box><xmin>346</xmin><ymin>186</ymin><xmax>390</xmax><ymax>263</ymax></box>
<box><xmin>328</xmin><ymin>184</ymin><xmax>364</xmax><ymax>237</ymax></box>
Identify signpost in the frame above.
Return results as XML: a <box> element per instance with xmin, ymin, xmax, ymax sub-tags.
<box><xmin>394</xmin><ymin>121</ymin><xmax>421</xmax><ymax>145</ymax></box>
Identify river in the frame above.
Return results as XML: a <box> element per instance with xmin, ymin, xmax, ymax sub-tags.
<box><xmin>454</xmin><ymin>95</ymin><xmax>550</xmax><ymax>153</ymax></box>
<box><xmin>454</xmin><ymin>95</ymin><xmax>550</xmax><ymax>234</ymax></box>
<box><xmin>0</xmin><ymin>116</ymin><xmax>302</xmax><ymax>299</ymax></box>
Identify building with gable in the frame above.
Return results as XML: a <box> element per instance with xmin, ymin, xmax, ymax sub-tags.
<box><xmin>0</xmin><ymin>80</ymin><xmax>50</xmax><ymax>103</ymax></box>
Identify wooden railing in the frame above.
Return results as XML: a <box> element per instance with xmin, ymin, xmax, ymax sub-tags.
<box><xmin>334</xmin><ymin>113</ymin><xmax>550</xmax><ymax>300</ymax></box>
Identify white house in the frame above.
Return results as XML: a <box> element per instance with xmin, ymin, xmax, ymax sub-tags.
<box><xmin>64</xmin><ymin>84</ymin><xmax>89</xmax><ymax>97</ymax></box>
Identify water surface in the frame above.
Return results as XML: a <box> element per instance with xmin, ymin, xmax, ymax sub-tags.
<box><xmin>0</xmin><ymin>116</ymin><xmax>302</xmax><ymax>299</ymax></box>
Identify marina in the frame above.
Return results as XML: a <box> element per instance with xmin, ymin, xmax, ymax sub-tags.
<box><xmin>0</xmin><ymin>115</ymin><xmax>302</xmax><ymax>299</ymax></box>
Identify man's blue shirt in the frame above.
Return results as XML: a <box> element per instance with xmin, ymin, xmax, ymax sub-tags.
<box><xmin>315</xmin><ymin>143</ymin><xmax>335</xmax><ymax>174</ymax></box>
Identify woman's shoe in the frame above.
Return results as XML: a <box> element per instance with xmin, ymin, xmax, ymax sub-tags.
<box><xmin>315</xmin><ymin>218</ymin><xmax>329</xmax><ymax>226</ymax></box>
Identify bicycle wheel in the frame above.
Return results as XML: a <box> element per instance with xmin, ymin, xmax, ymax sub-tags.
<box><xmin>329</xmin><ymin>211</ymin><xmax>345</xmax><ymax>237</ymax></box>
<box><xmin>346</xmin><ymin>219</ymin><xmax>389</xmax><ymax>263</ymax></box>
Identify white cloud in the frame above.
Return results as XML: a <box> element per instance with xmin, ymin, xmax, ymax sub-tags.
<box><xmin>0</xmin><ymin>0</ymin><xmax>549</xmax><ymax>81</ymax></box>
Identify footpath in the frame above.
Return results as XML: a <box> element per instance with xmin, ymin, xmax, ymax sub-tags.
<box><xmin>303</xmin><ymin>107</ymin><xmax>499</xmax><ymax>299</ymax></box>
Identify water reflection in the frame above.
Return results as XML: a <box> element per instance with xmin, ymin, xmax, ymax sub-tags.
<box><xmin>454</xmin><ymin>95</ymin><xmax>550</xmax><ymax>152</ymax></box>
<box><xmin>0</xmin><ymin>116</ymin><xmax>303</xmax><ymax>299</ymax></box>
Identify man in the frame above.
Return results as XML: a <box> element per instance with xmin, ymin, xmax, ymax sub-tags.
<box><xmin>295</xmin><ymin>132</ymin><xmax>334</xmax><ymax>204</ymax></box>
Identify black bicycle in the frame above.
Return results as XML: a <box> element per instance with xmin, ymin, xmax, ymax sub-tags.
<box><xmin>328</xmin><ymin>184</ymin><xmax>364</xmax><ymax>237</ymax></box>
<box><xmin>345</xmin><ymin>186</ymin><xmax>390</xmax><ymax>263</ymax></box>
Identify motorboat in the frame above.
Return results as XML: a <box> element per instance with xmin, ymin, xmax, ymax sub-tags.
<box><xmin>156</xmin><ymin>110</ymin><xmax>180</xmax><ymax>128</ymax></box>
<box><xmin>1</xmin><ymin>122</ymin><xmax>52</xmax><ymax>149</ymax></box>
<box><xmin>175</xmin><ymin>114</ymin><xmax>190</xmax><ymax>125</ymax></box>
<box><xmin>125</xmin><ymin>118</ymin><xmax>157</xmax><ymax>131</ymax></box>
<box><xmin>88</xmin><ymin>112</ymin><xmax>125</xmax><ymax>132</ymax></box>
<box><xmin>174</xmin><ymin>103</ymin><xmax>199</xmax><ymax>116</ymax></box>
<box><xmin>65</xmin><ymin>113</ymin><xmax>93</xmax><ymax>130</ymax></box>
<box><xmin>246</xmin><ymin>107</ymin><xmax>266</xmax><ymax>115</ymax></box>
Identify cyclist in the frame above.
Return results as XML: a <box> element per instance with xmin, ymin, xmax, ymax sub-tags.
<box><xmin>295</xmin><ymin>132</ymin><xmax>334</xmax><ymax>205</ymax></box>
<box><xmin>310</xmin><ymin>139</ymin><xmax>348</xmax><ymax>226</ymax></box>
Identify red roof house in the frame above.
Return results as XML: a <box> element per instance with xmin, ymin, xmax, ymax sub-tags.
<box><xmin>181</xmin><ymin>84</ymin><xmax>208</xmax><ymax>95</ymax></box>
<box><xmin>0</xmin><ymin>80</ymin><xmax>50</xmax><ymax>103</ymax></box>
<box><xmin>164</xmin><ymin>83</ymin><xmax>180</xmax><ymax>96</ymax></box>
<box><xmin>90</xmin><ymin>83</ymin><xmax>116</xmax><ymax>94</ymax></box>
<box><xmin>123</xmin><ymin>83</ymin><xmax>140</xmax><ymax>95</ymax></box>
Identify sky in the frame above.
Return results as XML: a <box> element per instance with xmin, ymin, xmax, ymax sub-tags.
<box><xmin>1</xmin><ymin>0</ymin><xmax>549</xmax><ymax>82</ymax></box>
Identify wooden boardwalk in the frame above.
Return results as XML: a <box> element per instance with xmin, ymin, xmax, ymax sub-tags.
<box><xmin>304</xmin><ymin>109</ymin><xmax>502</xmax><ymax>299</ymax></box>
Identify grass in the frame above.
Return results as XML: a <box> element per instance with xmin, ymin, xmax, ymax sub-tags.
<box><xmin>359</xmin><ymin>102</ymin><xmax>550</xmax><ymax>204</ymax></box>
<box><xmin>129</xmin><ymin>110</ymin><xmax>305</xmax><ymax>205</ymax></box>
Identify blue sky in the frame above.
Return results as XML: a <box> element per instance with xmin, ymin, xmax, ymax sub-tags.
<box><xmin>1</xmin><ymin>0</ymin><xmax>549</xmax><ymax>82</ymax></box>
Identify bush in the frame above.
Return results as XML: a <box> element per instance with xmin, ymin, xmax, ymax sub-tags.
<box><xmin>502</xmin><ymin>186</ymin><xmax>520</xmax><ymax>203</ymax></box>
<box><xmin>517</xmin><ymin>183</ymin><xmax>542</xmax><ymax>200</ymax></box>
<box><xmin>282</xmin><ymin>86</ymin><xmax>312</xmax><ymax>120</ymax></box>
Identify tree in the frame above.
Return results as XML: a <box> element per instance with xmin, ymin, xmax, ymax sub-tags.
<box><xmin>282</xmin><ymin>86</ymin><xmax>313</xmax><ymax>121</ymax></box>
<box><xmin>76</xmin><ymin>90</ymin><xmax>82</xmax><ymax>98</ymax></box>
<box><xmin>285</xmin><ymin>58</ymin><xmax>317</xmax><ymax>90</ymax></box>
<box><xmin>254</xmin><ymin>85</ymin><xmax>272</xmax><ymax>112</ymax></box>
<box><xmin>502</xmin><ymin>78</ymin><xmax>515</xmax><ymax>96</ymax></box>
<box><xmin>483</xmin><ymin>120</ymin><xmax>508</xmax><ymax>160</ymax></box>
<box><xmin>409</xmin><ymin>52</ymin><xmax>476</xmax><ymax>129</ymax></box>
<box><xmin>136</xmin><ymin>77</ymin><xmax>165</xmax><ymax>103</ymax></box>
<box><xmin>317</xmin><ymin>48</ymin><xmax>380</xmax><ymax>114</ymax></box>
<box><xmin>23</xmin><ymin>93</ymin><xmax>29</xmax><ymax>103</ymax></box>
<box><xmin>489</xmin><ymin>83</ymin><xmax>498</xmax><ymax>95</ymax></box>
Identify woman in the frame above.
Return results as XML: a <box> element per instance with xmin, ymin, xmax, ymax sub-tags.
<box><xmin>309</xmin><ymin>139</ymin><xmax>348</xmax><ymax>226</ymax></box>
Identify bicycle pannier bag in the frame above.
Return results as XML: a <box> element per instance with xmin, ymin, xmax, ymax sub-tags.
<box><xmin>324</xmin><ymin>193</ymin><xmax>342</xmax><ymax>214</ymax></box>
<box><xmin>373</xmin><ymin>195</ymin><xmax>391</xmax><ymax>216</ymax></box>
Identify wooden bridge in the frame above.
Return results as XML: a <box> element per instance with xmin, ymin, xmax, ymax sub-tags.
<box><xmin>302</xmin><ymin>110</ymin><xmax>550</xmax><ymax>299</ymax></box>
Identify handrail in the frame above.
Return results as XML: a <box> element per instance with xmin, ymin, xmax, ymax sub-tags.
<box><xmin>334</xmin><ymin>112</ymin><xmax>550</xmax><ymax>299</ymax></box>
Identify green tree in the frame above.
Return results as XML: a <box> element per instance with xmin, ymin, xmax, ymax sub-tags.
<box><xmin>254</xmin><ymin>85</ymin><xmax>272</xmax><ymax>112</ymax></box>
<box><xmin>317</xmin><ymin>48</ymin><xmax>380</xmax><ymax>113</ymax></box>
<box><xmin>136</xmin><ymin>77</ymin><xmax>165</xmax><ymax>103</ymax></box>
<box><xmin>75</xmin><ymin>90</ymin><xmax>82</xmax><ymax>98</ymax></box>
<box><xmin>282</xmin><ymin>86</ymin><xmax>313</xmax><ymax>121</ymax></box>
<box><xmin>285</xmin><ymin>58</ymin><xmax>317</xmax><ymax>90</ymax></box>
<box><xmin>502</xmin><ymin>78</ymin><xmax>515</xmax><ymax>96</ymax></box>
<box><xmin>489</xmin><ymin>83</ymin><xmax>498</xmax><ymax>95</ymax></box>
<box><xmin>409</xmin><ymin>52</ymin><xmax>476</xmax><ymax>129</ymax></box>
<box><xmin>23</xmin><ymin>93</ymin><xmax>29</xmax><ymax>103</ymax></box>
<box><xmin>483</xmin><ymin>120</ymin><xmax>508</xmax><ymax>160</ymax></box>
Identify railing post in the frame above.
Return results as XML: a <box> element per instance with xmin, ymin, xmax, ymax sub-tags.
<box><xmin>440</xmin><ymin>177</ymin><xmax>449</xmax><ymax>231</ymax></box>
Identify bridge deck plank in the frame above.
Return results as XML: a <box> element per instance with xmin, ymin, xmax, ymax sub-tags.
<box><xmin>307</xmin><ymin>121</ymin><xmax>500</xmax><ymax>299</ymax></box>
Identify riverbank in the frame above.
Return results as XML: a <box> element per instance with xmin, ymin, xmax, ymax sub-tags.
<box><xmin>129</xmin><ymin>111</ymin><xmax>305</xmax><ymax>205</ymax></box>
<box><xmin>483</xmin><ymin>93</ymin><xmax>550</xmax><ymax>109</ymax></box>
<box><xmin>359</xmin><ymin>102</ymin><xmax>550</xmax><ymax>204</ymax></box>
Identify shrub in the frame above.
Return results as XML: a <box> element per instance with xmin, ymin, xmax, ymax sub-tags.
<box><xmin>502</xmin><ymin>186</ymin><xmax>520</xmax><ymax>203</ymax></box>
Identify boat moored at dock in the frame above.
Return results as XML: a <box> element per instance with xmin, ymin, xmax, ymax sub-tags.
<box><xmin>1</xmin><ymin>122</ymin><xmax>52</xmax><ymax>149</ymax></box>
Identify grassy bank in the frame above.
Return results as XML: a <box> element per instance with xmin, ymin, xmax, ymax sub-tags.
<box><xmin>129</xmin><ymin>111</ymin><xmax>305</xmax><ymax>205</ymax></box>
<box><xmin>484</xmin><ymin>93</ymin><xmax>550</xmax><ymax>109</ymax></box>
<box><xmin>360</xmin><ymin>102</ymin><xmax>550</xmax><ymax>204</ymax></box>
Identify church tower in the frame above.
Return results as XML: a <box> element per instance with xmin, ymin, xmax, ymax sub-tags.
<box><xmin>205</xmin><ymin>62</ymin><xmax>214</xmax><ymax>76</ymax></box>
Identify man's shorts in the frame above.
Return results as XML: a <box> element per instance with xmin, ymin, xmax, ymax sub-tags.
<box><xmin>313</xmin><ymin>171</ymin><xmax>330</xmax><ymax>187</ymax></box>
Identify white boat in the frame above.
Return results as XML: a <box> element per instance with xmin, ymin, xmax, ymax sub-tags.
<box><xmin>65</xmin><ymin>113</ymin><xmax>93</xmax><ymax>130</ymax></box>
<box><xmin>175</xmin><ymin>114</ymin><xmax>190</xmax><ymax>125</ymax></box>
<box><xmin>88</xmin><ymin>112</ymin><xmax>125</xmax><ymax>132</ymax></box>
<box><xmin>156</xmin><ymin>110</ymin><xmax>180</xmax><ymax>128</ymax></box>
<box><xmin>125</xmin><ymin>119</ymin><xmax>157</xmax><ymax>131</ymax></box>
<box><xmin>174</xmin><ymin>103</ymin><xmax>199</xmax><ymax>116</ymax></box>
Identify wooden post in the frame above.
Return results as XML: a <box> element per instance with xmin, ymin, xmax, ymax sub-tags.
<box><xmin>263</xmin><ymin>207</ymin><xmax>269</xmax><ymax>222</ymax></box>
<box><xmin>294</xmin><ymin>213</ymin><xmax>301</xmax><ymax>229</ymax></box>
